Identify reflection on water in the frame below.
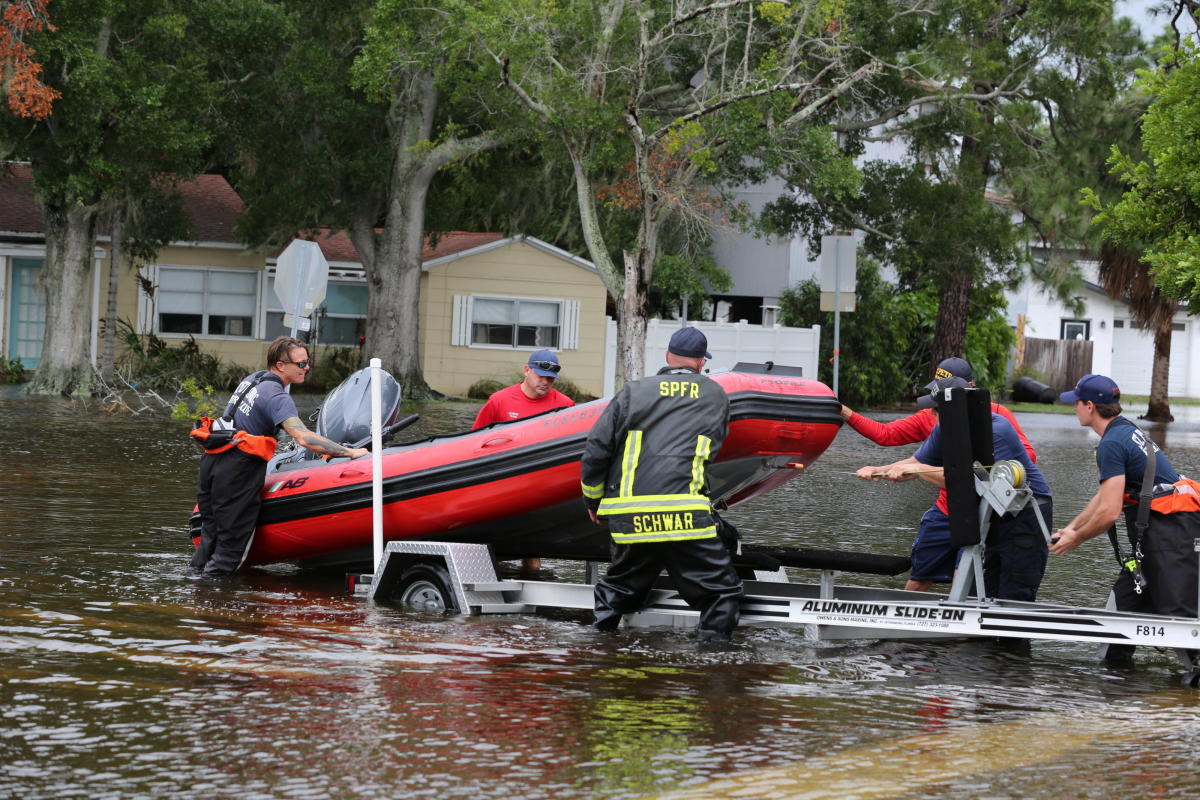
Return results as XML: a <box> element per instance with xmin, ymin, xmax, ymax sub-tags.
<box><xmin>4</xmin><ymin>386</ymin><xmax>1200</xmax><ymax>798</ymax></box>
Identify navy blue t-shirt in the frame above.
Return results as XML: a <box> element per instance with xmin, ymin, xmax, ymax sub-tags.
<box><xmin>224</xmin><ymin>371</ymin><xmax>298</xmax><ymax>437</ymax></box>
<box><xmin>915</xmin><ymin>412</ymin><xmax>1051</xmax><ymax>497</ymax></box>
<box><xmin>1096</xmin><ymin>416</ymin><xmax>1179</xmax><ymax>494</ymax></box>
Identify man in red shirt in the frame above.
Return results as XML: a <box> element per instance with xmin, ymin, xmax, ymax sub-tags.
<box><xmin>473</xmin><ymin>349</ymin><xmax>575</xmax><ymax>572</ymax></box>
<box><xmin>849</xmin><ymin>357</ymin><xmax>1038</xmax><ymax>591</ymax></box>
<box><xmin>472</xmin><ymin>349</ymin><xmax>575</xmax><ymax>429</ymax></box>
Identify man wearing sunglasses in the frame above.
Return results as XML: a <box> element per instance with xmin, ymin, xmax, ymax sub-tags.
<box><xmin>191</xmin><ymin>336</ymin><xmax>368</xmax><ymax>577</ymax></box>
<box><xmin>472</xmin><ymin>349</ymin><xmax>575</xmax><ymax>574</ymax></box>
<box><xmin>472</xmin><ymin>349</ymin><xmax>575</xmax><ymax>430</ymax></box>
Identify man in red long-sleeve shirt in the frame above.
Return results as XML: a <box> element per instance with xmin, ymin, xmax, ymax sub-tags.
<box><xmin>848</xmin><ymin>357</ymin><xmax>1039</xmax><ymax>591</ymax></box>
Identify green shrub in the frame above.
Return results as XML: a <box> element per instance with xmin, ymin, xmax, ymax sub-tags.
<box><xmin>780</xmin><ymin>260</ymin><xmax>931</xmax><ymax>406</ymax></box>
<box><xmin>468</xmin><ymin>377</ymin><xmax>508</xmax><ymax>400</ymax></box>
<box><xmin>467</xmin><ymin>374</ymin><xmax>597</xmax><ymax>403</ymax></box>
<box><xmin>552</xmin><ymin>376</ymin><xmax>596</xmax><ymax>403</ymax></box>
<box><xmin>115</xmin><ymin>319</ymin><xmax>248</xmax><ymax>393</ymax></box>
<box><xmin>170</xmin><ymin>377</ymin><xmax>223</xmax><ymax>423</ymax></box>
<box><xmin>304</xmin><ymin>346</ymin><xmax>363</xmax><ymax>393</ymax></box>
<box><xmin>0</xmin><ymin>357</ymin><xmax>26</xmax><ymax>384</ymax></box>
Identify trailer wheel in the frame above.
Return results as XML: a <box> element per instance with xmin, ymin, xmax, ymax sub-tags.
<box><xmin>393</xmin><ymin>562</ymin><xmax>458</xmax><ymax>612</ymax></box>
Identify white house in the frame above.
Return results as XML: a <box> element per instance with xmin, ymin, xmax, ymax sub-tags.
<box><xmin>1006</xmin><ymin>255</ymin><xmax>1200</xmax><ymax>397</ymax></box>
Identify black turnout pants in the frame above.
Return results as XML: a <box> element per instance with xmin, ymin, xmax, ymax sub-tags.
<box><xmin>191</xmin><ymin>449</ymin><xmax>268</xmax><ymax>576</ymax></box>
<box><xmin>983</xmin><ymin>497</ymin><xmax>1052</xmax><ymax>602</ymax></box>
<box><xmin>1106</xmin><ymin>510</ymin><xmax>1200</xmax><ymax>662</ymax></box>
<box><xmin>594</xmin><ymin>537</ymin><xmax>743</xmax><ymax>640</ymax></box>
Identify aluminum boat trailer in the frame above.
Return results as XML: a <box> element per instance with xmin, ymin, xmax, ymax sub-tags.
<box><xmin>353</xmin><ymin>537</ymin><xmax>1200</xmax><ymax>687</ymax></box>
<box><xmin>348</xmin><ymin>385</ymin><xmax>1200</xmax><ymax>685</ymax></box>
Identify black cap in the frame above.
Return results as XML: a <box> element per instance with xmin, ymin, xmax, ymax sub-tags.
<box><xmin>933</xmin><ymin>357</ymin><xmax>972</xmax><ymax>381</ymax></box>
<box><xmin>917</xmin><ymin>375</ymin><xmax>969</xmax><ymax>409</ymax></box>
<box><xmin>668</xmin><ymin>327</ymin><xmax>712</xmax><ymax>360</ymax></box>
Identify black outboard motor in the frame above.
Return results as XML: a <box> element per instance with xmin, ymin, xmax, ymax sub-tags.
<box><xmin>316</xmin><ymin>367</ymin><xmax>403</xmax><ymax>446</ymax></box>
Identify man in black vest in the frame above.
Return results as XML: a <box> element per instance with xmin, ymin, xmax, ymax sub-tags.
<box><xmin>191</xmin><ymin>336</ymin><xmax>368</xmax><ymax>577</ymax></box>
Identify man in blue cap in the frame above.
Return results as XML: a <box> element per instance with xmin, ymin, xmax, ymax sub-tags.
<box><xmin>473</xmin><ymin>348</ymin><xmax>575</xmax><ymax>573</ymax></box>
<box><xmin>849</xmin><ymin>357</ymin><xmax>1038</xmax><ymax>592</ymax></box>
<box><xmin>472</xmin><ymin>348</ymin><xmax>575</xmax><ymax>429</ymax></box>
<box><xmin>1051</xmin><ymin>374</ymin><xmax>1200</xmax><ymax>663</ymax></box>
<box><xmin>580</xmin><ymin>326</ymin><xmax>742</xmax><ymax>643</ymax></box>
<box><xmin>858</xmin><ymin>376</ymin><xmax>1051</xmax><ymax>600</ymax></box>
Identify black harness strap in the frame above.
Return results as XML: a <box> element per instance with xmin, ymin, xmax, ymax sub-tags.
<box><xmin>220</xmin><ymin>372</ymin><xmax>283</xmax><ymax>424</ymax></box>
<box><xmin>1106</xmin><ymin>432</ymin><xmax>1157</xmax><ymax>594</ymax></box>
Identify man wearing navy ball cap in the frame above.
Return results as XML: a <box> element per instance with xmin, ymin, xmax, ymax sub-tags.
<box><xmin>472</xmin><ymin>349</ymin><xmax>574</xmax><ymax>429</ymax></box>
<box><xmin>1051</xmin><ymin>374</ymin><xmax>1200</xmax><ymax>663</ymax></box>
<box><xmin>849</xmin><ymin>357</ymin><xmax>1038</xmax><ymax>592</ymax></box>
<box><xmin>859</xmin><ymin>375</ymin><xmax>1052</xmax><ymax>601</ymax></box>
<box><xmin>473</xmin><ymin>348</ymin><xmax>575</xmax><ymax>573</ymax></box>
<box><xmin>581</xmin><ymin>326</ymin><xmax>742</xmax><ymax>643</ymax></box>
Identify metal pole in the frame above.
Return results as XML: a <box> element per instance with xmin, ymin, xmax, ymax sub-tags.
<box><xmin>833</xmin><ymin>258</ymin><xmax>841</xmax><ymax>397</ymax></box>
<box><xmin>370</xmin><ymin>357</ymin><xmax>384</xmax><ymax>574</ymax></box>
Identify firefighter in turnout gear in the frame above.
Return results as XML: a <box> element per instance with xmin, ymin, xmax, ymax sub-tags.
<box><xmin>581</xmin><ymin>327</ymin><xmax>743</xmax><ymax>643</ymax></box>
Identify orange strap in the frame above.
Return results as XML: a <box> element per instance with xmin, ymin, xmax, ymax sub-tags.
<box><xmin>190</xmin><ymin>417</ymin><xmax>276</xmax><ymax>461</ymax></box>
<box><xmin>234</xmin><ymin>433</ymin><xmax>277</xmax><ymax>461</ymax></box>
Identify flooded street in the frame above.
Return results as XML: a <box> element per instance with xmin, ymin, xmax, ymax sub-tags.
<box><xmin>4</xmin><ymin>386</ymin><xmax>1200</xmax><ymax>798</ymax></box>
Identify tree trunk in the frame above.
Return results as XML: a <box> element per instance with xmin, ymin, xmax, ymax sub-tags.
<box><xmin>28</xmin><ymin>202</ymin><xmax>98</xmax><ymax>396</ymax></box>
<box><xmin>353</xmin><ymin>70</ymin><xmax>501</xmax><ymax>402</ymax></box>
<box><xmin>101</xmin><ymin>212</ymin><xmax>123</xmax><ymax>376</ymax></box>
<box><xmin>619</xmin><ymin>249</ymin><xmax>650</xmax><ymax>382</ymax></box>
<box><xmin>1144</xmin><ymin>319</ymin><xmax>1174</xmax><ymax>422</ymax></box>
<box><xmin>367</xmin><ymin>181</ymin><xmax>437</xmax><ymax>401</ymax></box>
<box><xmin>931</xmin><ymin>269</ymin><xmax>971</xmax><ymax>374</ymax></box>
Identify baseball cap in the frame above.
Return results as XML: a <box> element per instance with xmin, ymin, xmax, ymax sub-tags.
<box><xmin>1059</xmin><ymin>374</ymin><xmax>1120</xmax><ymax>404</ymax></box>
<box><xmin>668</xmin><ymin>327</ymin><xmax>712</xmax><ymax>360</ymax></box>
<box><xmin>917</xmin><ymin>375</ymin><xmax>970</xmax><ymax>409</ymax></box>
<box><xmin>933</xmin><ymin>357</ymin><xmax>973</xmax><ymax>382</ymax></box>
<box><xmin>527</xmin><ymin>349</ymin><xmax>562</xmax><ymax>378</ymax></box>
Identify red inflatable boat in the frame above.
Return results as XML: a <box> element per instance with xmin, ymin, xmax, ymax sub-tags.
<box><xmin>189</xmin><ymin>364</ymin><xmax>843</xmax><ymax>569</ymax></box>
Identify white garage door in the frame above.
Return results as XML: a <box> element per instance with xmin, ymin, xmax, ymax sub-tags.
<box><xmin>1110</xmin><ymin>319</ymin><xmax>1189</xmax><ymax>396</ymax></box>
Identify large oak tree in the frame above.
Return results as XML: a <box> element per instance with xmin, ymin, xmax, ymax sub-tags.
<box><xmin>1</xmin><ymin>0</ymin><xmax>286</xmax><ymax>395</ymax></box>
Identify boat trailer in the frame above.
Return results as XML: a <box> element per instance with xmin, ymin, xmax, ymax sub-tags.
<box><xmin>352</xmin><ymin>536</ymin><xmax>1200</xmax><ymax>686</ymax></box>
<box><xmin>348</xmin><ymin>385</ymin><xmax>1200</xmax><ymax>686</ymax></box>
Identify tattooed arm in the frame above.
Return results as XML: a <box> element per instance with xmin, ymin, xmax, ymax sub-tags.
<box><xmin>280</xmin><ymin>417</ymin><xmax>369</xmax><ymax>459</ymax></box>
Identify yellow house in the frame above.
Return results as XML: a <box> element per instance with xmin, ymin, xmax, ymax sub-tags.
<box><xmin>0</xmin><ymin>166</ymin><xmax>609</xmax><ymax>397</ymax></box>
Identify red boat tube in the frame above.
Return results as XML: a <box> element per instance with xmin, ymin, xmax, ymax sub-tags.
<box><xmin>188</xmin><ymin>366</ymin><xmax>843</xmax><ymax>569</ymax></box>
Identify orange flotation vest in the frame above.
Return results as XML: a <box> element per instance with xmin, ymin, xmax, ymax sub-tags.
<box><xmin>189</xmin><ymin>373</ymin><xmax>282</xmax><ymax>461</ymax></box>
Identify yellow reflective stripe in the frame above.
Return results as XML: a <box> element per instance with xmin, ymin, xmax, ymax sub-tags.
<box><xmin>612</xmin><ymin>527</ymin><xmax>717</xmax><ymax>543</ymax></box>
<box><xmin>689</xmin><ymin>434</ymin><xmax>711</xmax><ymax>495</ymax></box>
<box><xmin>599</xmin><ymin>493</ymin><xmax>711</xmax><ymax>505</ymax></box>
<box><xmin>597</xmin><ymin>495</ymin><xmax>711</xmax><ymax>515</ymax></box>
<box><xmin>581</xmin><ymin>481</ymin><xmax>604</xmax><ymax>500</ymax></box>
<box><xmin>618</xmin><ymin>430</ymin><xmax>642</xmax><ymax>497</ymax></box>
<box><xmin>597</xmin><ymin>503</ymin><xmax>711</xmax><ymax>516</ymax></box>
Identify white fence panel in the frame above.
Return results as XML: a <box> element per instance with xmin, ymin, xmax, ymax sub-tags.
<box><xmin>603</xmin><ymin>317</ymin><xmax>822</xmax><ymax>397</ymax></box>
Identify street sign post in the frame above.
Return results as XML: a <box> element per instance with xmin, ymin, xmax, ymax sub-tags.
<box><xmin>273</xmin><ymin>240</ymin><xmax>330</xmax><ymax>338</ymax></box>
<box><xmin>819</xmin><ymin>235</ymin><xmax>857</xmax><ymax>396</ymax></box>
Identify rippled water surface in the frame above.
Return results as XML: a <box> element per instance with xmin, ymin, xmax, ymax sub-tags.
<box><xmin>4</xmin><ymin>385</ymin><xmax>1200</xmax><ymax>799</ymax></box>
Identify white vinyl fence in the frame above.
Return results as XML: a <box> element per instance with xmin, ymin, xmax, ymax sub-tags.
<box><xmin>603</xmin><ymin>317</ymin><xmax>822</xmax><ymax>396</ymax></box>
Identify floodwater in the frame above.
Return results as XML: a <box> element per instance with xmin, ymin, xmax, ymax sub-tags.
<box><xmin>4</xmin><ymin>385</ymin><xmax>1200</xmax><ymax>799</ymax></box>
